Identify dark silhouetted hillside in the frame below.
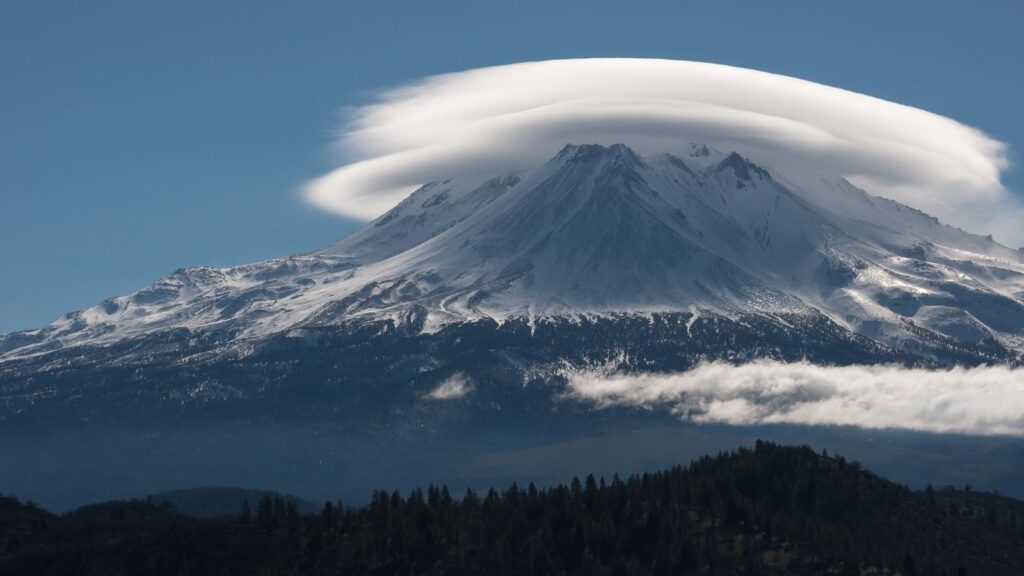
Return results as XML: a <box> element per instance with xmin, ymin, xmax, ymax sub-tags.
<box><xmin>3</xmin><ymin>442</ymin><xmax>1023</xmax><ymax>575</ymax></box>
<box><xmin>145</xmin><ymin>487</ymin><xmax>319</xmax><ymax>518</ymax></box>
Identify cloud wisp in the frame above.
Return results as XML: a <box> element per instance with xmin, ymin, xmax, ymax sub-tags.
<box><xmin>304</xmin><ymin>58</ymin><xmax>1017</xmax><ymax>243</ymax></box>
<box><xmin>424</xmin><ymin>372</ymin><xmax>474</xmax><ymax>400</ymax></box>
<box><xmin>566</xmin><ymin>360</ymin><xmax>1024</xmax><ymax>437</ymax></box>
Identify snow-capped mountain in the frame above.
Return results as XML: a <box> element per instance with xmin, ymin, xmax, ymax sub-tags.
<box><xmin>3</xmin><ymin>143</ymin><xmax>1023</xmax><ymax>366</ymax></box>
<box><xmin>6</xmin><ymin>140</ymin><xmax>1024</xmax><ymax>510</ymax></box>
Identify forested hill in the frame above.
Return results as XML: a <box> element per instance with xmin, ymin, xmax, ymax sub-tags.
<box><xmin>3</xmin><ymin>442</ymin><xmax>1024</xmax><ymax>575</ymax></box>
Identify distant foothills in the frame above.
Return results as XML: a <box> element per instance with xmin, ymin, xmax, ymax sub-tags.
<box><xmin>3</xmin><ymin>443</ymin><xmax>1023</xmax><ymax>575</ymax></box>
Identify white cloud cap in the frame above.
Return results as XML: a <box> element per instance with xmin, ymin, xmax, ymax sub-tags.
<box><xmin>304</xmin><ymin>58</ymin><xmax>1017</xmax><ymax>243</ymax></box>
<box><xmin>567</xmin><ymin>361</ymin><xmax>1024</xmax><ymax>437</ymax></box>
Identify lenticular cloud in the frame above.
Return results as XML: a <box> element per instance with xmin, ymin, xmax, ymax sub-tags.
<box><xmin>566</xmin><ymin>361</ymin><xmax>1024</xmax><ymax>437</ymax></box>
<box><xmin>304</xmin><ymin>58</ymin><xmax>1014</xmax><ymax>241</ymax></box>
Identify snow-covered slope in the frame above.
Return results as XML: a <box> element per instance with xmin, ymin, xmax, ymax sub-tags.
<box><xmin>4</xmin><ymin>143</ymin><xmax>1024</xmax><ymax>363</ymax></box>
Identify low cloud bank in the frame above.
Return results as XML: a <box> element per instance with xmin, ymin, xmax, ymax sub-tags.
<box><xmin>304</xmin><ymin>58</ymin><xmax>1017</xmax><ymax>244</ymax></box>
<box><xmin>567</xmin><ymin>360</ymin><xmax>1024</xmax><ymax>436</ymax></box>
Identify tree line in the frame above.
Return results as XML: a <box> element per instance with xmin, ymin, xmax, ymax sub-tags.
<box><xmin>3</xmin><ymin>441</ymin><xmax>1024</xmax><ymax>575</ymax></box>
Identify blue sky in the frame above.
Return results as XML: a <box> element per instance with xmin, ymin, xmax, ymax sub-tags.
<box><xmin>2</xmin><ymin>0</ymin><xmax>1022</xmax><ymax>334</ymax></box>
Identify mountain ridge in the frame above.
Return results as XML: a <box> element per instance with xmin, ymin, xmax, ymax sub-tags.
<box><xmin>3</xmin><ymin>143</ymin><xmax>1022</xmax><ymax>367</ymax></box>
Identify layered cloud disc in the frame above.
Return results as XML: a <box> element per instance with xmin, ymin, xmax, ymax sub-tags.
<box><xmin>304</xmin><ymin>58</ymin><xmax>1016</xmax><ymax>242</ymax></box>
